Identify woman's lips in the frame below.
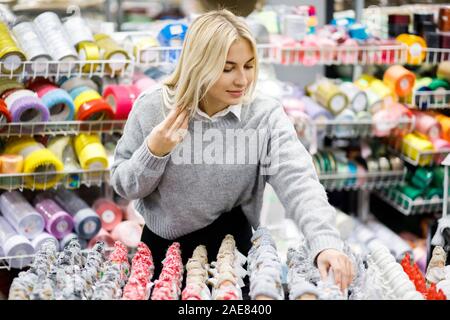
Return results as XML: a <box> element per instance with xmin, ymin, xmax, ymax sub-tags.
<box><xmin>227</xmin><ymin>90</ymin><xmax>244</xmax><ymax>98</ymax></box>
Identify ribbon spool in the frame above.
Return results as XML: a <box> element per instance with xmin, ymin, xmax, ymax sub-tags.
<box><xmin>11</xmin><ymin>22</ymin><xmax>51</xmax><ymax>73</ymax></box>
<box><xmin>73</xmin><ymin>87</ymin><xmax>114</xmax><ymax>121</ymax></box>
<box><xmin>0</xmin><ymin>79</ymin><xmax>23</xmax><ymax>98</ymax></box>
<box><xmin>27</xmin><ymin>78</ymin><xmax>75</xmax><ymax>121</ymax></box>
<box><xmin>33</xmin><ymin>193</ymin><xmax>74</xmax><ymax>239</ymax></box>
<box><xmin>412</xmin><ymin>77</ymin><xmax>433</xmax><ymax>110</ymax></box>
<box><xmin>401</xmin><ymin>133</ymin><xmax>434</xmax><ymax>166</ymax></box>
<box><xmin>389</xmin><ymin>156</ymin><xmax>404</xmax><ymax>171</ymax></box>
<box><xmin>429</xmin><ymin>79</ymin><xmax>450</xmax><ymax>105</ymax></box>
<box><xmin>3</xmin><ymin>89</ymin><xmax>50</xmax><ymax>123</ymax></box>
<box><xmin>31</xmin><ymin>231</ymin><xmax>58</xmax><ymax>252</ymax></box>
<box><xmin>412</xmin><ymin>110</ymin><xmax>441</xmax><ymax>141</ymax></box>
<box><xmin>103</xmin><ymin>84</ymin><xmax>137</xmax><ymax>120</ymax></box>
<box><xmin>372</xmin><ymin>108</ymin><xmax>398</xmax><ymax>137</ymax></box>
<box><xmin>94</xmin><ymin>33</ymin><xmax>129</xmax><ymax>75</ymax></box>
<box><xmin>435</xmin><ymin>114</ymin><xmax>450</xmax><ymax>141</ymax></box>
<box><xmin>410</xmin><ymin>167</ymin><xmax>433</xmax><ymax>190</ymax></box>
<box><xmin>47</xmin><ymin>136</ymin><xmax>81</xmax><ymax>189</ymax></box>
<box><xmin>413</xmin><ymin>13</ymin><xmax>435</xmax><ymax>35</ymax></box>
<box><xmin>110</xmin><ymin>220</ymin><xmax>142</xmax><ymax>249</ymax></box>
<box><xmin>0</xmin><ymin>216</ymin><xmax>34</xmax><ymax>269</ymax></box>
<box><xmin>34</xmin><ymin>12</ymin><xmax>78</xmax><ymax>73</ymax></box>
<box><xmin>388</xmin><ymin>14</ymin><xmax>410</xmax><ymax>38</ymax></box>
<box><xmin>0</xmin><ymin>98</ymin><xmax>11</xmax><ymax>129</ymax></box>
<box><xmin>51</xmin><ymin>189</ymin><xmax>101</xmax><ymax>240</ymax></box>
<box><xmin>4</xmin><ymin>137</ymin><xmax>64</xmax><ymax>189</ymax></box>
<box><xmin>60</xmin><ymin>77</ymin><xmax>99</xmax><ymax>93</ymax></box>
<box><xmin>92</xmin><ymin>198</ymin><xmax>123</xmax><ymax>231</ymax></box>
<box><xmin>396</xmin><ymin>34</ymin><xmax>427</xmax><ymax>65</ymax></box>
<box><xmin>73</xmin><ymin>134</ymin><xmax>108</xmax><ymax>170</ymax></box>
<box><xmin>63</xmin><ymin>16</ymin><xmax>100</xmax><ymax>73</ymax></box>
<box><xmin>157</xmin><ymin>23</ymin><xmax>188</xmax><ymax>63</ymax></box>
<box><xmin>354</xmin><ymin>74</ymin><xmax>376</xmax><ymax>90</ymax></box>
<box><xmin>314</xmin><ymin>80</ymin><xmax>348</xmax><ymax>115</ymax></box>
<box><xmin>398</xmin><ymin>185</ymin><xmax>423</xmax><ymax>209</ymax></box>
<box><xmin>0</xmin><ymin>22</ymin><xmax>26</xmax><ymax>74</ymax></box>
<box><xmin>133</xmin><ymin>36</ymin><xmax>160</xmax><ymax>64</ymax></box>
<box><xmin>389</xmin><ymin>103</ymin><xmax>414</xmax><ymax>137</ymax></box>
<box><xmin>424</xmin><ymin>187</ymin><xmax>443</xmax><ymax>200</ymax></box>
<box><xmin>339</xmin><ymin>82</ymin><xmax>368</xmax><ymax>112</ymax></box>
<box><xmin>0</xmin><ymin>154</ymin><xmax>23</xmax><ymax>189</ymax></box>
<box><xmin>0</xmin><ymin>191</ymin><xmax>45</xmax><ymax>239</ymax></box>
<box><xmin>299</xmin><ymin>35</ymin><xmax>320</xmax><ymax>66</ymax></box>
<box><xmin>439</xmin><ymin>7</ymin><xmax>450</xmax><ymax>32</ymax></box>
<box><xmin>383</xmin><ymin>65</ymin><xmax>416</xmax><ymax>98</ymax></box>
<box><xmin>87</xmin><ymin>228</ymin><xmax>114</xmax><ymax>249</ymax></box>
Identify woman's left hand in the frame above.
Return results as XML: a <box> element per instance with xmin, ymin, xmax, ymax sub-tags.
<box><xmin>316</xmin><ymin>248</ymin><xmax>355</xmax><ymax>292</ymax></box>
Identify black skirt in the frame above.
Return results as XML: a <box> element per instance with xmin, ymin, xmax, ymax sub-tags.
<box><xmin>140</xmin><ymin>206</ymin><xmax>253</xmax><ymax>279</ymax></box>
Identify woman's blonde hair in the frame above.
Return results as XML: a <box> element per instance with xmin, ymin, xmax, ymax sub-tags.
<box><xmin>161</xmin><ymin>9</ymin><xmax>259</xmax><ymax>117</ymax></box>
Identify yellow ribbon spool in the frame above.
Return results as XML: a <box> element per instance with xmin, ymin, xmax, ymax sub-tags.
<box><xmin>402</xmin><ymin>133</ymin><xmax>433</xmax><ymax>166</ymax></box>
<box><xmin>94</xmin><ymin>33</ymin><xmax>130</xmax><ymax>74</ymax></box>
<box><xmin>73</xmin><ymin>134</ymin><xmax>101</xmax><ymax>156</ymax></box>
<box><xmin>315</xmin><ymin>80</ymin><xmax>348</xmax><ymax>115</ymax></box>
<box><xmin>77</xmin><ymin>41</ymin><xmax>100</xmax><ymax>73</ymax></box>
<box><xmin>73</xmin><ymin>89</ymin><xmax>102</xmax><ymax>113</ymax></box>
<box><xmin>396</xmin><ymin>34</ymin><xmax>427</xmax><ymax>65</ymax></box>
<box><xmin>134</xmin><ymin>36</ymin><xmax>159</xmax><ymax>63</ymax></box>
<box><xmin>354</xmin><ymin>74</ymin><xmax>377</xmax><ymax>90</ymax></box>
<box><xmin>0</xmin><ymin>22</ymin><xmax>26</xmax><ymax>74</ymax></box>
<box><xmin>4</xmin><ymin>137</ymin><xmax>64</xmax><ymax>189</ymax></box>
<box><xmin>77</xmin><ymin>143</ymin><xmax>108</xmax><ymax>170</ymax></box>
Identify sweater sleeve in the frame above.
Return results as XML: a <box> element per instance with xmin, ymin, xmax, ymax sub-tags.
<box><xmin>262</xmin><ymin>101</ymin><xmax>344</xmax><ymax>261</ymax></box>
<box><xmin>110</xmin><ymin>91</ymin><xmax>170</xmax><ymax>200</ymax></box>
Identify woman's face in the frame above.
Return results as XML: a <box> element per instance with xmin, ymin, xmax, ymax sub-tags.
<box><xmin>203</xmin><ymin>38</ymin><xmax>255</xmax><ymax>111</ymax></box>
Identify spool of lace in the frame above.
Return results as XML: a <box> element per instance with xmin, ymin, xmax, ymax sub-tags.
<box><xmin>0</xmin><ymin>216</ymin><xmax>34</xmax><ymax>269</ymax></box>
<box><xmin>63</xmin><ymin>16</ymin><xmax>99</xmax><ymax>73</ymax></box>
<box><xmin>51</xmin><ymin>189</ymin><xmax>101</xmax><ymax>240</ymax></box>
<box><xmin>33</xmin><ymin>12</ymin><xmax>78</xmax><ymax>73</ymax></box>
<box><xmin>12</xmin><ymin>22</ymin><xmax>52</xmax><ymax>73</ymax></box>
<box><xmin>0</xmin><ymin>191</ymin><xmax>45</xmax><ymax>239</ymax></box>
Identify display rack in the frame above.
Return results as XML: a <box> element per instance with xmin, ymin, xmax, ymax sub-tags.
<box><xmin>410</xmin><ymin>89</ymin><xmax>450</xmax><ymax>110</ymax></box>
<box><xmin>393</xmin><ymin>143</ymin><xmax>450</xmax><ymax>167</ymax></box>
<box><xmin>376</xmin><ymin>189</ymin><xmax>444</xmax><ymax>216</ymax></box>
<box><xmin>0</xmin><ymin>59</ymin><xmax>133</xmax><ymax>79</ymax></box>
<box><xmin>0</xmin><ymin>120</ymin><xmax>126</xmax><ymax>137</ymax></box>
<box><xmin>319</xmin><ymin>169</ymin><xmax>406</xmax><ymax>191</ymax></box>
<box><xmin>0</xmin><ymin>168</ymin><xmax>110</xmax><ymax>191</ymax></box>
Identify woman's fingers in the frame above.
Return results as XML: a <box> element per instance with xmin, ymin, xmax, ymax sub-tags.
<box><xmin>163</xmin><ymin>107</ymin><xmax>183</xmax><ymax>128</ymax></box>
<box><xmin>169</xmin><ymin>109</ymin><xmax>188</xmax><ymax>133</ymax></box>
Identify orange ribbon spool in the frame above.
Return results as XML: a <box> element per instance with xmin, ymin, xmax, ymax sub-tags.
<box><xmin>383</xmin><ymin>65</ymin><xmax>416</xmax><ymax>97</ymax></box>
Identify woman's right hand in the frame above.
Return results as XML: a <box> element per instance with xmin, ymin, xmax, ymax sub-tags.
<box><xmin>147</xmin><ymin>107</ymin><xmax>189</xmax><ymax>157</ymax></box>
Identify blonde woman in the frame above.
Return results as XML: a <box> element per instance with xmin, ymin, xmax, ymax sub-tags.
<box><xmin>111</xmin><ymin>9</ymin><xmax>354</xmax><ymax>291</ymax></box>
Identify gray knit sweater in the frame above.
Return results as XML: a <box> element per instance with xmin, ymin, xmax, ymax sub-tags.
<box><xmin>110</xmin><ymin>86</ymin><xmax>344</xmax><ymax>259</ymax></box>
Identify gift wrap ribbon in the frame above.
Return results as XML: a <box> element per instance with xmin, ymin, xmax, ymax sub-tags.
<box><xmin>103</xmin><ymin>84</ymin><xmax>139</xmax><ymax>120</ymax></box>
<box><xmin>3</xmin><ymin>89</ymin><xmax>50</xmax><ymax>122</ymax></box>
<box><xmin>0</xmin><ymin>191</ymin><xmax>45</xmax><ymax>239</ymax></box>
<box><xmin>412</xmin><ymin>110</ymin><xmax>441</xmax><ymax>141</ymax></box>
<box><xmin>383</xmin><ymin>65</ymin><xmax>416</xmax><ymax>98</ymax></box>
<box><xmin>92</xmin><ymin>198</ymin><xmax>123</xmax><ymax>231</ymax></box>
<box><xmin>0</xmin><ymin>216</ymin><xmax>34</xmax><ymax>269</ymax></box>
<box><xmin>401</xmin><ymin>133</ymin><xmax>434</xmax><ymax>166</ymax></box>
<box><xmin>94</xmin><ymin>33</ymin><xmax>129</xmax><ymax>74</ymax></box>
<box><xmin>73</xmin><ymin>134</ymin><xmax>108</xmax><ymax>170</ymax></box>
<box><xmin>111</xmin><ymin>220</ymin><xmax>142</xmax><ymax>249</ymax></box>
<box><xmin>396</xmin><ymin>34</ymin><xmax>427</xmax><ymax>65</ymax></box>
<box><xmin>87</xmin><ymin>228</ymin><xmax>114</xmax><ymax>249</ymax></box>
<box><xmin>314</xmin><ymin>80</ymin><xmax>348</xmax><ymax>115</ymax></box>
<box><xmin>51</xmin><ymin>189</ymin><xmax>101</xmax><ymax>240</ymax></box>
<box><xmin>0</xmin><ymin>22</ymin><xmax>26</xmax><ymax>74</ymax></box>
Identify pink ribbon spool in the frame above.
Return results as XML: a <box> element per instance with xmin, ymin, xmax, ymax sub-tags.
<box><xmin>111</xmin><ymin>220</ymin><xmax>143</xmax><ymax>249</ymax></box>
<box><xmin>389</xmin><ymin>102</ymin><xmax>414</xmax><ymax>136</ymax></box>
<box><xmin>88</xmin><ymin>228</ymin><xmax>115</xmax><ymax>249</ymax></box>
<box><xmin>412</xmin><ymin>110</ymin><xmax>442</xmax><ymax>141</ymax></box>
<box><xmin>372</xmin><ymin>108</ymin><xmax>399</xmax><ymax>137</ymax></box>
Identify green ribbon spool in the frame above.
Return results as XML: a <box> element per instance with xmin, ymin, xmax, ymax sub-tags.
<box><xmin>410</xmin><ymin>167</ymin><xmax>434</xmax><ymax>190</ymax></box>
<box><xmin>424</xmin><ymin>187</ymin><xmax>443</xmax><ymax>200</ymax></box>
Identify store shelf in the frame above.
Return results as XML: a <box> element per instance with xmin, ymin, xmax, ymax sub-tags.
<box><xmin>0</xmin><ymin>59</ymin><xmax>133</xmax><ymax>79</ymax></box>
<box><xmin>0</xmin><ymin>120</ymin><xmax>126</xmax><ymax>137</ymax></box>
<box><xmin>313</xmin><ymin>118</ymin><xmax>413</xmax><ymax>138</ymax></box>
<box><xmin>409</xmin><ymin>89</ymin><xmax>450</xmax><ymax>110</ymax></box>
<box><xmin>319</xmin><ymin>169</ymin><xmax>406</xmax><ymax>191</ymax></box>
<box><xmin>424</xmin><ymin>48</ymin><xmax>450</xmax><ymax>65</ymax></box>
<box><xmin>0</xmin><ymin>168</ymin><xmax>110</xmax><ymax>191</ymax></box>
<box><xmin>391</xmin><ymin>144</ymin><xmax>450</xmax><ymax>167</ymax></box>
<box><xmin>376</xmin><ymin>189</ymin><xmax>444</xmax><ymax>216</ymax></box>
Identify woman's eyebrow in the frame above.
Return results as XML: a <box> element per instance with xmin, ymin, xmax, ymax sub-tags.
<box><xmin>225</xmin><ymin>57</ymin><xmax>255</xmax><ymax>65</ymax></box>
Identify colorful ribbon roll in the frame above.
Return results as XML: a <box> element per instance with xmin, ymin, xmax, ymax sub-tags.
<box><xmin>372</xmin><ymin>108</ymin><xmax>398</xmax><ymax>137</ymax></box>
<box><xmin>410</xmin><ymin>167</ymin><xmax>433</xmax><ymax>190</ymax></box>
<box><xmin>94</xmin><ymin>33</ymin><xmax>129</xmax><ymax>75</ymax></box>
<box><xmin>398</xmin><ymin>185</ymin><xmax>423</xmax><ymax>209</ymax></box>
<box><xmin>412</xmin><ymin>110</ymin><xmax>441</xmax><ymax>141</ymax></box>
<box><xmin>73</xmin><ymin>134</ymin><xmax>108</xmax><ymax>170</ymax></box>
<box><xmin>157</xmin><ymin>23</ymin><xmax>188</xmax><ymax>63</ymax></box>
<box><xmin>73</xmin><ymin>88</ymin><xmax>114</xmax><ymax>121</ymax></box>
<box><xmin>133</xmin><ymin>36</ymin><xmax>160</xmax><ymax>63</ymax></box>
<box><xmin>0</xmin><ymin>22</ymin><xmax>26</xmax><ymax>74</ymax></box>
<box><xmin>92</xmin><ymin>198</ymin><xmax>123</xmax><ymax>231</ymax></box>
<box><xmin>33</xmin><ymin>194</ymin><xmax>74</xmax><ymax>239</ymax></box>
<box><xmin>355</xmin><ymin>74</ymin><xmax>376</xmax><ymax>90</ymax></box>
<box><xmin>11</xmin><ymin>21</ymin><xmax>51</xmax><ymax>73</ymax></box>
<box><xmin>34</xmin><ymin>12</ymin><xmax>78</xmax><ymax>73</ymax></box>
<box><xmin>103</xmin><ymin>84</ymin><xmax>137</xmax><ymax>120</ymax></box>
<box><xmin>47</xmin><ymin>136</ymin><xmax>81</xmax><ymax>189</ymax></box>
<box><xmin>3</xmin><ymin>89</ymin><xmax>50</xmax><ymax>122</ymax></box>
<box><xmin>31</xmin><ymin>231</ymin><xmax>58</xmax><ymax>252</ymax></box>
<box><xmin>383</xmin><ymin>65</ymin><xmax>416</xmax><ymax>98</ymax></box>
<box><xmin>401</xmin><ymin>133</ymin><xmax>434</xmax><ymax>166</ymax></box>
<box><xmin>396</xmin><ymin>34</ymin><xmax>427</xmax><ymax>65</ymax></box>
<box><xmin>51</xmin><ymin>189</ymin><xmax>101</xmax><ymax>240</ymax></box>
<box><xmin>77</xmin><ymin>41</ymin><xmax>100</xmax><ymax>73</ymax></box>
<box><xmin>111</xmin><ymin>220</ymin><xmax>142</xmax><ymax>249</ymax></box>
<box><xmin>60</xmin><ymin>77</ymin><xmax>99</xmax><ymax>93</ymax></box>
<box><xmin>28</xmin><ymin>78</ymin><xmax>75</xmax><ymax>121</ymax></box>
<box><xmin>0</xmin><ymin>154</ymin><xmax>23</xmax><ymax>189</ymax></box>
<box><xmin>434</xmin><ymin>114</ymin><xmax>450</xmax><ymax>141</ymax></box>
<box><xmin>87</xmin><ymin>228</ymin><xmax>114</xmax><ymax>249</ymax></box>
<box><xmin>0</xmin><ymin>98</ymin><xmax>11</xmax><ymax>127</ymax></box>
<box><xmin>429</xmin><ymin>78</ymin><xmax>450</xmax><ymax>105</ymax></box>
<box><xmin>4</xmin><ymin>137</ymin><xmax>64</xmax><ymax>189</ymax></box>
<box><xmin>339</xmin><ymin>82</ymin><xmax>367</xmax><ymax>112</ymax></box>
<box><xmin>314</xmin><ymin>80</ymin><xmax>348</xmax><ymax>115</ymax></box>
<box><xmin>389</xmin><ymin>103</ymin><xmax>414</xmax><ymax>137</ymax></box>
<box><xmin>0</xmin><ymin>191</ymin><xmax>45</xmax><ymax>239</ymax></box>
<box><xmin>0</xmin><ymin>216</ymin><xmax>34</xmax><ymax>269</ymax></box>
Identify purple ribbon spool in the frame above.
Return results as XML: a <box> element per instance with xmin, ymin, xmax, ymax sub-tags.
<box><xmin>34</xmin><ymin>198</ymin><xmax>74</xmax><ymax>239</ymax></box>
<box><xmin>10</xmin><ymin>96</ymin><xmax>50</xmax><ymax>122</ymax></box>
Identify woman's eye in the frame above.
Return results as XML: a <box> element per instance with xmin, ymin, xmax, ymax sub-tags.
<box><xmin>245</xmin><ymin>65</ymin><xmax>254</xmax><ymax>69</ymax></box>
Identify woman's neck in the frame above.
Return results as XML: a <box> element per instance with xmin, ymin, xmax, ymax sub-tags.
<box><xmin>200</xmin><ymin>98</ymin><xmax>229</xmax><ymax>117</ymax></box>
